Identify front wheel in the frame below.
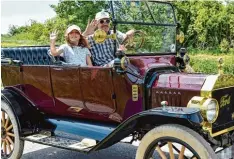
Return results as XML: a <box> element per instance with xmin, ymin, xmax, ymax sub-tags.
<box><xmin>1</xmin><ymin>100</ymin><xmax>24</xmax><ymax>159</ymax></box>
<box><xmin>136</xmin><ymin>124</ymin><xmax>217</xmax><ymax>159</ymax></box>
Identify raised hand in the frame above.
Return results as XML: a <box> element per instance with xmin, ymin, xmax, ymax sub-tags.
<box><xmin>50</xmin><ymin>30</ymin><xmax>58</xmax><ymax>42</ymax></box>
<box><xmin>83</xmin><ymin>19</ymin><xmax>98</xmax><ymax>37</ymax></box>
<box><xmin>126</xmin><ymin>29</ymin><xmax>135</xmax><ymax>39</ymax></box>
<box><xmin>118</xmin><ymin>45</ymin><xmax>127</xmax><ymax>51</ymax></box>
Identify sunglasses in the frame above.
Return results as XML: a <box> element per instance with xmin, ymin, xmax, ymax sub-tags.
<box><xmin>100</xmin><ymin>19</ymin><xmax>110</xmax><ymax>24</ymax></box>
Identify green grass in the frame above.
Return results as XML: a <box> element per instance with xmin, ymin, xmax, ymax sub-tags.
<box><xmin>1</xmin><ymin>35</ymin><xmax>47</xmax><ymax>47</ymax></box>
<box><xmin>190</xmin><ymin>54</ymin><xmax>234</xmax><ymax>75</ymax></box>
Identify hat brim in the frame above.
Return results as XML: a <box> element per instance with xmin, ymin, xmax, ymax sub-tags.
<box><xmin>66</xmin><ymin>29</ymin><xmax>81</xmax><ymax>35</ymax></box>
<box><xmin>96</xmin><ymin>16</ymin><xmax>110</xmax><ymax>21</ymax></box>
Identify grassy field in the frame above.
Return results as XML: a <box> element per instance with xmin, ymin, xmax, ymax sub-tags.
<box><xmin>190</xmin><ymin>54</ymin><xmax>234</xmax><ymax>75</ymax></box>
<box><xmin>1</xmin><ymin>40</ymin><xmax>44</xmax><ymax>47</ymax></box>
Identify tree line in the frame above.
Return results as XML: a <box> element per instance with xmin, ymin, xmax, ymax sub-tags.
<box><xmin>2</xmin><ymin>0</ymin><xmax>234</xmax><ymax>53</ymax></box>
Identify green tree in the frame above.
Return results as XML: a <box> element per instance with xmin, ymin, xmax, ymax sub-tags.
<box><xmin>174</xmin><ymin>0</ymin><xmax>234</xmax><ymax>51</ymax></box>
<box><xmin>50</xmin><ymin>0</ymin><xmax>108</xmax><ymax>31</ymax></box>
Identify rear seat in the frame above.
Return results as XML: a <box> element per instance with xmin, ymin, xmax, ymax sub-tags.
<box><xmin>1</xmin><ymin>46</ymin><xmax>58</xmax><ymax>65</ymax></box>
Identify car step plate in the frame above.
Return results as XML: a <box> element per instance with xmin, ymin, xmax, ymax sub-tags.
<box><xmin>23</xmin><ymin>134</ymin><xmax>96</xmax><ymax>152</ymax></box>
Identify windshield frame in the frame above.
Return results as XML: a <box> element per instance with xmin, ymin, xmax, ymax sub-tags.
<box><xmin>109</xmin><ymin>0</ymin><xmax>178</xmax><ymax>56</ymax></box>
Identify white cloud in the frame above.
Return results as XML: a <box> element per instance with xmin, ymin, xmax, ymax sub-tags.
<box><xmin>1</xmin><ymin>0</ymin><xmax>59</xmax><ymax>34</ymax></box>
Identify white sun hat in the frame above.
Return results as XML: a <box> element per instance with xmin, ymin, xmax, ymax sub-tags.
<box><xmin>66</xmin><ymin>25</ymin><xmax>81</xmax><ymax>35</ymax></box>
<box><xmin>95</xmin><ymin>11</ymin><xmax>110</xmax><ymax>21</ymax></box>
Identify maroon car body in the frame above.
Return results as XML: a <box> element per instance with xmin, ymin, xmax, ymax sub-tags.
<box><xmin>1</xmin><ymin>1</ymin><xmax>233</xmax><ymax>159</ymax></box>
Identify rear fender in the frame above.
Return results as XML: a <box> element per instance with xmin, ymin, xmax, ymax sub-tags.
<box><xmin>93</xmin><ymin>107</ymin><xmax>203</xmax><ymax>151</ymax></box>
<box><xmin>1</xmin><ymin>87</ymin><xmax>55</xmax><ymax>136</ymax></box>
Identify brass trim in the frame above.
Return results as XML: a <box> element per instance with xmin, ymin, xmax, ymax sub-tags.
<box><xmin>203</xmin><ymin>98</ymin><xmax>219</xmax><ymax>123</ymax></box>
<box><xmin>67</xmin><ymin>107</ymin><xmax>83</xmax><ymax>113</ymax></box>
<box><xmin>202</xmin><ymin>122</ymin><xmax>212</xmax><ymax>132</ymax></box>
<box><xmin>199</xmin><ymin>74</ymin><xmax>234</xmax><ymax>137</ymax></box>
<box><xmin>220</xmin><ymin>94</ymin><xmax>231</xmax><ymax>108</ymax></box>
<box><xmin>201</xmin><ymin>75</ymin><xmax>219</xmax><ymax>98</ymax></box>
<box><xmin>120</xmin><ymin>56</ymin><xmax>130</xmax><ymax>70</ymax></box>
<box><xmin>187</xmin><ymin>96</ymin><xmax>206</xmax><ymax>117</ymax></box>
<box><xmin>214</xmin><ymin>74</ymin><xmax>234</xmax><ymax>90</ymax></box>
<box><xmin>132</xmin><ymin>85</ymin><xmax>138</xmax><ymax>101</ymax></box>
<box><xmin>187</xmin><ymin>96</ymin><xmax>219</xmax><ymax>123</ymax></box>
<box><xmin>211</xmin><ymin>126</ymin><xmax>234</xmax><ymax>137</ymax></box>
<box><xmin>202</xmin><ymin>122</ymin><xmax>234</xmax><ymax>137</ymax></box>
<box><xmin>217</xmin><ymin>58</ymin><xmax>224</xmax><ymax>75</ymax></box>
<box><xmin>93</xmin><ymin>29</ymin><xmax>116</xmax><ymax>43</ymax></box>
<box><xmin>93</xmin><ymin>29</ymin><xmax>107</xmax><ymax>43</ymax></box>
<box><xmin>201</xmin><ymin>74</ymin><xmax>234</xmax><ymax>98</ymax></box>
<box><xmin>121</xmin><ymin>57</ymin><xmax>127</xmax><ymax>70</ymax></box>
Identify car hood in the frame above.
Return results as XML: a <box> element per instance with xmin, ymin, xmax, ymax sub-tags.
<box><xmin>153</xmin><ymin>73</ymin><xmax>234</xmax><ymax>93</ymax></box>
<box><xmin>151</xmin><ymin>73</ymin><xmax>234</xmax><ymax>108</ymax></box>
<box><xmin>153</xmin><ymin>73</ymin><xmax>208</xmax><ymax>90</ymax></box>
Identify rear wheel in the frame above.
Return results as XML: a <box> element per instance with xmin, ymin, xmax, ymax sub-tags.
<box><xmin>1</xmin><ymin>100</ymin><xmax>24</xmax><ymax>159</ymax></box>
<box><xmin>136</xmin><ymin>124</ymin><xmax>217</xmax><ymax>159</ymax></box>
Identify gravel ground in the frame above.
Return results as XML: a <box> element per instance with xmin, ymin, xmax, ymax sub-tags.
<box><xmin>22</xmin><ymin>141</ymin><xmax>139</xmax><ymax>159</ymax></box>
<box><xmin>21</xmin><ymin>141</ymin><xmax>233</xmax><ymax>159</ymax></box>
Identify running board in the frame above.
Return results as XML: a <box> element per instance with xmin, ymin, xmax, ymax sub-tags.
<box><xmin>22</xmin><ymin>133</ymin><xmax>97</xmax><ymax>153</ymax></box>
<box><xmin>21</xmin><ymin>118</ymin><xmax>117</xmax><ymax>153</ymax></box>
<box><xmin>47</xmin><ymin>118</ymin><xmax>117</xmax><ymax>141</ymax></box>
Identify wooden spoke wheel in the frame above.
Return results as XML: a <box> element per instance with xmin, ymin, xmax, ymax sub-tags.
<box><xmin>145</xmin><ymin>139</ymin><xmax>200</xmax><ymax>159</ymax></box>
<box><xmin>1</xmin><ymin>100</ymin><xmax>24</xmax><ymax>159</ymax></box>
<box><xmin>1</xmin><ymin>110</ymin><xmax>15</xmax><ymax>157</ymax></box>
<box><xmin>136</xmin><ymin>124</ymin><xmax>217</xmax><ymax>159</ymax></box>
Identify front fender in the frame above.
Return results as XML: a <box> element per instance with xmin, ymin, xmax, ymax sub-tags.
<box><xmin>93</xmin><ymin>107</ymin><xmax>203</xmax><ymax>151</ymax></box>
<box><xmin>1</xmin><ymin>87</ymin><xmax>55</xmax><ymax>136</ymax></box>
<box><xmin>146</xmin><ymin>107</ymin><xmax>203</xmax><ymax>124</ymax></box>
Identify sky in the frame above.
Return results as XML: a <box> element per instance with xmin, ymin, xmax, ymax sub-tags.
<box><xmin>1</xmin><ymin>0</ymin><xmax>59</xmax><ymax>34</ymax></box>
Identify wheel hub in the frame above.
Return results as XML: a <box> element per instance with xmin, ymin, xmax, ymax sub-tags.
<box><xmin>1</xmin><ymin>126</ymin><xmax>6</xmax><ymax>139</ymax></box>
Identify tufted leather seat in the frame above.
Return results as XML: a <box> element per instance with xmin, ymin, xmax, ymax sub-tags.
<box><xmin>1</xmin><ymin>46</ymin><xmax>61</xmax><ymax>65</ymax></box>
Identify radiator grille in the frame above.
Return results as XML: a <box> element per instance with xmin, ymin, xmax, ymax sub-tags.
<box><xmin>151</xmin><ymin>89</ymin><xmax>182</xmax><ymax>107</ymax></box>
<box><xmin>212</xmin><ymin>87</ymin><xmax>234</xmax><ymax>132</ymax></box>
<box><xmin>151</xmin><ymin>88</ymin><xmax>200</xmax><ymax>108</ymax></box>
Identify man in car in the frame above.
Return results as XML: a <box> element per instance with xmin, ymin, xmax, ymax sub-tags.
<box><xmin>83</xmin><ymin>11</ymin><xmax>134</xmax><ymax>66</ymax></box>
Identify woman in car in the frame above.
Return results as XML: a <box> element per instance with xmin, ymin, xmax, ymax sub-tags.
<box><xmin>50</xmin><ymin>25</ymin><xmax>93</xmax><ymax>66</ymax></box>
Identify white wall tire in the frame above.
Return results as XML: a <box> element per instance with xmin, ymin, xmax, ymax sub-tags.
<box><xmin>136</xmin><ymin>124</ymin><xmax>217</xmax><ymax>159</ymax></box>
<box><xmin>1</xmin><ymin>100</ymin><xmax>24</xmax><ymax>159</ymax></box>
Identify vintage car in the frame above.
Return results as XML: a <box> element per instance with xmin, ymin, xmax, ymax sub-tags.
<box><xmin>1</xmin><ymin>1</ymin><xmax>234</xmax><ymax>159</ymax></box>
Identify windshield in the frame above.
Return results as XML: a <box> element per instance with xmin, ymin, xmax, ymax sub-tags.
<box><xmin>110</xmin><ymin>1</ymin><xmax>177</xmax><ymax>54</ymax></box>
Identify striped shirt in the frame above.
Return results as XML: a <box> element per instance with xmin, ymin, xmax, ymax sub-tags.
<box><xmin>88</xmin><ymin>30</ymin><xmax>126</xmax><ymax>66</ymax></box>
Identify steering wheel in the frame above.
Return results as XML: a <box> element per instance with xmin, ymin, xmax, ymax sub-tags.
<box><xmin>121</xmin><ymin>30</ymin><xmax>145</xmax><ymax>51</ymax></box>
<box><xmin>93</xmin><ymin>29</ymin><xmax>145</xmax><ymax>51</ymax></box>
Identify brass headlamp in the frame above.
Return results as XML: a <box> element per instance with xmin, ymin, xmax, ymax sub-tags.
<box><xmin>187</xmin><ymin>96</ymin><xmax>219</xmax><ymax>123</ymax></box>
